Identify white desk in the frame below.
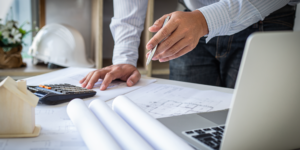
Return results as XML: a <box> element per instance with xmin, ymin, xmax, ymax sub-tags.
<box><xmin>0</xmin><ymin>69</ymin><xmax>233</xmax><ymax>150</ymax></box>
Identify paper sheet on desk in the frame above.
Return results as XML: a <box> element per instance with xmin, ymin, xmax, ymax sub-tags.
<box><xmin>124</xmin><ymin>83</ymin><xmax>233</xmax><ymax>118</ymax></box>
<box><xmin>25</xmin><ymin>67</ymin><xmax>93</xmax><ymax>85</ymax></box>
<box><xmin>25</xmin><ymin>67</ymin><xmax>156</xmax><ymax>105</ymax></box>
<box><xmin>0</xmin><ymin>68</ymin><xmax>156</xmax><ymax>150</ymax></box>
<box><xmin>41</xmin><ymin>77</ymin><xmax>155</xmax><ymax>105</ymax></box>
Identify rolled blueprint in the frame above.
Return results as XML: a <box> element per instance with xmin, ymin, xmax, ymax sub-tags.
<box><xmin>67</xmin><ymin>99</ymin><xmax>121</xmax><ymax>150</ymax></box>
<box><xmin>89</xmin><ymin>99</ymin><xmax>153</xmax><ymax>150</ymax></box>
<box><xmin>112</xmin><ymin>95</ymin><xmax>193</xmax><ymax>150</ymax></box>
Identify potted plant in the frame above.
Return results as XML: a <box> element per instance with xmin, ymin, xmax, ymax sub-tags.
<box><xmin>0</xmin><ymin>19</ymin><xmax>36</xmax><ymax>69</ymax></box>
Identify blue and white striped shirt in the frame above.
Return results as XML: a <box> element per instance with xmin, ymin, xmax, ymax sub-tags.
<box><xmin>110</xmin><ymin>0</ymin><xmax>299</xmax><ymax>67</ymax></box>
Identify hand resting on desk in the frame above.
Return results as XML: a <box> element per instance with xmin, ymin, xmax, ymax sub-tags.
<box><xmin>79</xmin><ymin>64</ymin><xmax>141</xmax><ymax>90</ymax></box>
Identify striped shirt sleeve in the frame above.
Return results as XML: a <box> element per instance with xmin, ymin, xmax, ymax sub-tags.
<box><xmin>198</xmin><ymin>0</ymin><xmax>290</xmax><ymax>42</ymax></box>
<box><xmin>110</xmin><ymin>0</ymin><xmax>148</xmax><ymax>67</ymax></box>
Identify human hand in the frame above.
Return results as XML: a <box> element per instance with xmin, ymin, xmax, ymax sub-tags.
<box><xmin>79</xmin><ymin>64</ymin><xmax>141</xmax><ymax>91</ymax></box>
<box><xmin>146</xmin><ymin>10</ymin><xmax>208</xmax><ymax>62</ymax></box>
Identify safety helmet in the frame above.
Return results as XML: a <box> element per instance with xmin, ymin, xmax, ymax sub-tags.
<box><xmin>29</xmin><ymin>24</ymin><xmax>94</xmax><ymax>68</ymax></box>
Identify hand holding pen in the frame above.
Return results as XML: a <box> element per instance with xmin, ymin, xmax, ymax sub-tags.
<box><xmin>146</xmin><ymin>10</ymin><xmax>209</xmax><ymax>63</ymax></box>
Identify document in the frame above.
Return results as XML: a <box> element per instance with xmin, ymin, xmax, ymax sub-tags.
<box><xmin>0</xmin><ymin>68</ymin><xmax>156</xmax><ymax>150</ymax></box>
<box><xmin>0</xmin><ymin>68</ymin><xmax>231</xmax><ymax>150</ymax></box>
<box><xmin>25</xmin><ymin>67</ymin><xmax>93</xmax><ymax>85</ymax></box>
<box><xmin>25</xmin><ymin>67</ymin><xmax>156</xmax><ymax>105</ymax></box>
<box><xmin>67</xmin><ymin>96</ymin><xmax>193</xmax><ymax>150</ymax></box>
<box><xmin>124</xmin><ymin>83</ymin><xmax>233</xmax><ymax>118</ymax></box>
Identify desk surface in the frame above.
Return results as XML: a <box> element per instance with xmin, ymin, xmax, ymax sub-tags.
<box><xmin>0</xmin><ymin>68</ymin><xmax>233</xmax><ymax>150</ymax></box>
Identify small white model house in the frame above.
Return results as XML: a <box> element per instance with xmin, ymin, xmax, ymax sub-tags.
<box><xmin>0</xmin><ymin>76</ymin><xmax>40</xmax><ymax>138</ymax></box>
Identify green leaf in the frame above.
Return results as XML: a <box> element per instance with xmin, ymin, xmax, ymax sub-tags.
<box><xmin>22</xmin><ymin>30</ymin><xmax>32</xmax><ymax>39</ymax></box>
<box><xmin>19</xmin><ymin>28</ymin><xmax>27</xmax><ymax>35</ymax></box>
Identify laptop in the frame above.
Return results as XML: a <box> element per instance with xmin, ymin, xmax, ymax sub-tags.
<box><xmin>158</xmin><ymin>31</ymin><xmax>300</xmax><ymax>150</ymax></box>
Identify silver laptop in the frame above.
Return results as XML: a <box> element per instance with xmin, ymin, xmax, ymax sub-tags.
<box><xmin>158</xmin><ymin>31</ymin><xmax>300</xmax><ymax>150</ymax></box>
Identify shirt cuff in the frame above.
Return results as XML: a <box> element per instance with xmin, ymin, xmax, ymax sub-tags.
<box><xmin>112</xmin><ymin>45</ymin><xmax>138</xmax><ymax>67</ymax></box>
<box><xmin>198</xmin><ymin>1</ymin><xmax>231</xmax><ymax>43</ymax></box>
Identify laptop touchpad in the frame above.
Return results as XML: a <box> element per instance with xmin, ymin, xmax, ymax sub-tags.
<box><xmin>197</xmin><ymin>110</ymin><xmax>229</xmax><ymax>125</ymax></box>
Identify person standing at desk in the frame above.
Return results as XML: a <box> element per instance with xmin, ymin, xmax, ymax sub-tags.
<box><xmin>80</xmin><ymin>0</ymin><xmax>298</xmax><ymax>90</ymax></box>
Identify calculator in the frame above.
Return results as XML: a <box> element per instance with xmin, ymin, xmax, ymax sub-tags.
<box><xmin>27</xmin><ymin>84</ymin><xmax>96</xmax><ymax>105</ymax></box>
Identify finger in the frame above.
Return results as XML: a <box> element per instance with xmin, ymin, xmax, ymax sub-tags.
<box><xmin>154</xmin><ymin>37</ymin><xmax>188</xmax><ymax>60</ymax></box>
<box><xmin>152</xmin><ymin>30</ymin><xmax>184</xmax><ymax>60</ymax></box>
<box><xmin>146</xmin><ymin>17</ymin><xmax>178</xmax><ymax>50</ymax></box>
<box><xmin>100</xmin><ymin>69</ymin><xmax>122</xmax><ymax>91</ymax></box>
<box><xmin>126</xmin><ymin>70</ymin><xmax>141</xmax><ymax>87</ymax></box>
<box><xmin>86</xmin><ymin>70</ymin><xmax>108</xmax><ymax>89</ymax></box>
<box><xmin>80</xmin><ymin>71</ymin><xmax>94</xmax><ymax>84</ymax></box>
<box><xmin>81</xmin><ymin>72</ymin><xmax>95</xmax><ymax>88</ymax></box>
<box><xmin>79</xmin><ymin>76</ymin><xmax>87</xmax><ymax>84</ymax></box>
<box><xmin>149</xmin><ymin>14</ymin><xmax>169</xmax><ymax>32</ymax></box>
<box><xmin>146</xmin><ymin>51</ymin><xmax>150</xmax><ymax>58</ymax></box>
<box><xmin>159</xmin><ymin>45</ymin><xmax>191</xmax><ymax>62</ymax></box>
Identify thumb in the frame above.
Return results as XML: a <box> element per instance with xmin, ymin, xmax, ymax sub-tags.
<box><xmin>126</xmin><ymin>70</ymin><xmax>141</xmax><ymax>87</ymax></box>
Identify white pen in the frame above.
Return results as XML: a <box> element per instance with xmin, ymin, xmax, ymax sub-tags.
<box><xmin>146</xmin><ymin>16</ymin><xmax>170</xmax><ymax>65</ymax></box>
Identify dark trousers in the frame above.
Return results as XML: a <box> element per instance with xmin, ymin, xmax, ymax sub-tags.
<box><xmin>170</xmin><ymin>5</ymin><xmax>295</xmax><ymax>88</ymax></box>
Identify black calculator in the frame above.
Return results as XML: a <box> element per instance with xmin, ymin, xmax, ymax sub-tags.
<box><xmin>27</xmin><ymin>84</ymin><xmax>96</xmax><ymax>105</ymax></box>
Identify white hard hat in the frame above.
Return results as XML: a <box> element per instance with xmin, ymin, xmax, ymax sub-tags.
<box><xmin>29</xmin><ymin>23</ymin><xmax>94</xmax><ymax>68</ymax></box>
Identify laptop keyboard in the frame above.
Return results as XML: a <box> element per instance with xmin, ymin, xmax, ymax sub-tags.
<box><xmin>183</xmin><ymin>125</ymin><xmax>225</xmax><ymax>150</ymax></box>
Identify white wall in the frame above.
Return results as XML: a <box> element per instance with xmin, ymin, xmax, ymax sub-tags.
<box><xmin>0</xmin><ymin>0</ymin><xmax>13</xmax><ymax>20</ymax></box>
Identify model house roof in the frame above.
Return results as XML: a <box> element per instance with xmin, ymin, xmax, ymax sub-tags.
<box><xmin>0</xmin><ymin>76</ymin><xmax>38</xmax><ymax>107</ymax></box>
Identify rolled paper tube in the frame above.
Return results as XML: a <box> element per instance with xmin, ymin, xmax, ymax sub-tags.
<box><xmin>89</xmin><ymin>99</ymin><xmax>153</xmax><ymax>150</ymax></box>
<box><xmin>67</xmin><ymin>99</ymin><xmax>121</xmax><ymax>150</ymax></box>
<box><xmin>112</xmin><ymin>95</ymin><xmax>193</xmax><ymax>150</ymax></box>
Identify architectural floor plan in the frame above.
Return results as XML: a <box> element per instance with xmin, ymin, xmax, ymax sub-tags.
<box><xmin>125</xmin><ymin>84</ymin><xmax>233</xmax><ymax>118</ymax></box>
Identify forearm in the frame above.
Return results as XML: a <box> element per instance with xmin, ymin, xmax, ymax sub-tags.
<box><xmin>198</xmin><ymin>0</ymin><xmax>290</xmax><ymax>42</ymax></box>
<box><xmin>110</xmin><ymin>0</ymin><xmax>148</xmax><ymax>67</ymax></box>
